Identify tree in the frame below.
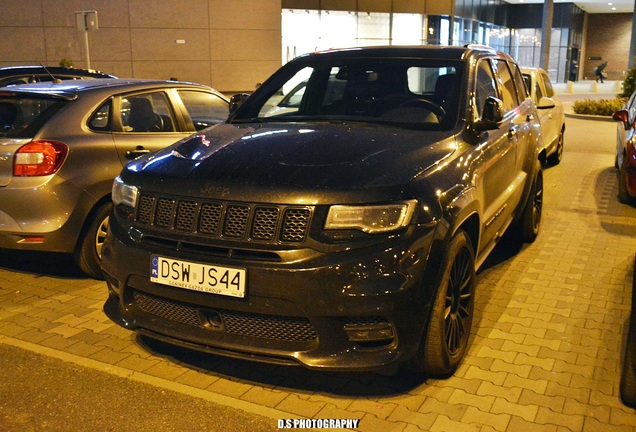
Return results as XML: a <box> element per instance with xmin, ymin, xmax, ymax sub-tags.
<box><xmin>620</xmin><ymin>57</ymin><xmax>636</xmax><ymax>98</ymax></box>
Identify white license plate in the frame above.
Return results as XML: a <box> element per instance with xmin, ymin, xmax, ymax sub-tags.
<box><xmin>150</xmin><ymin>255</ymin><xmax>246</xmax><ymax>298</ymax></box>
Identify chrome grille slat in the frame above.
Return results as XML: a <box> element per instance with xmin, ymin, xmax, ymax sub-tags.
<box><xmin>135</xmin><ymin>194</ymin><xmax>311</xmax><ymax>244</ymax></box>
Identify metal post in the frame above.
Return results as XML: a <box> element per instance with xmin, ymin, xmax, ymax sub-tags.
<box><xmin>539</xmin><ymin>0</ymin><xmax>554</xmax><ymax>71</ymax></box>
<box><xmin>75</xmin><ymin>11</ymin><xmax>98</xmax><ymax>70</ymax></box>
<box><xmin>83</xmin><ymin>29</ymin><xmax>91</xmax><ymax>69</ymax></box>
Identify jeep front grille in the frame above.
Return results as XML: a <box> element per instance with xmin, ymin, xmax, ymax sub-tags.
<box><xmin>133</xmin><ymin>290</ymin><xmax>319</xmax><ymax>342</ymax></box>
<box><xmin>135</xmin><ymin>194</ymin><xmax>312</xmax><ymax>244</ymax></box>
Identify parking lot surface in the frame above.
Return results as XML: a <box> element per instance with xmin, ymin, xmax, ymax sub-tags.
<box><xmin>1</xmin><ymin>111</ymin><xmax>636</xmax><ymax>431</ymax></box>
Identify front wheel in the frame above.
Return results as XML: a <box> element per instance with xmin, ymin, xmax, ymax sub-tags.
<box><xmin>75</xmin><ymin>203</ymin><xmax>111</xmax><ymax>279</ymax></box>
<box><xmin>407</xmin><ymin>230</ymin><xmax>476</xmax><ymax>378</ymax></box>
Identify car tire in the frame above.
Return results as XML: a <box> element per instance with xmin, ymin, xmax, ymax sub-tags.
<box><xmin>75</xmin><ymin>203</ymin><xmax>111</xmax><ymax>280</ymax></box>
<box><xmin>621</xmin><ymin>322</ymin><xmax>636</xmax><ymax>407</ymax></box>
<box><xmin>407</xmin><ymin>230</ymin><xmax>475</xmax><ymax>378</ymax></box>
<box><xmin>618</xmin><ymin>152</ymin><xmax>635</xmax><ymax>204</ymax></box>
<box><xmin>547</xmin><ymin>126</ymin><xmax>564</xmax><ymax>166</ymax></box>
<box><xmin>518</xmin><ymin>165</ymin><xmax>543</xmax><ymax>243</ymax></box>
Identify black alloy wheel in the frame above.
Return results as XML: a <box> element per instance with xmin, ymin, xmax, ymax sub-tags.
<box><xmin>408</xmin><ymin>230</ymin><xmax>475</xmax><ymax>378</ymax></box>
<box><xmin>444</xmin><ymin>245</ymin><xmax>474</xmax><ymax>357</ymax></box>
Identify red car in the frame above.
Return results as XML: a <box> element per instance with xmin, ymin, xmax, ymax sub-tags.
<box><xmin>613</xmin><ymin>91</ymin><xmax>636</xmax><ymax>204</ymax></box>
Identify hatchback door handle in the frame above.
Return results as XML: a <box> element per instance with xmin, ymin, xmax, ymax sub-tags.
<box><xmin>126</xmin><ymin>145</ymin><xmax>150</xmax><ymax>159</ymax></box>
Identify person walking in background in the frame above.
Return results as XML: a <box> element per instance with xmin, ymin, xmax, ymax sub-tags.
<box><xmin>595</xmin><ymin>61</ymin><xmax>608</xmax><ymax>83</ymax></box>
<box><xmin>569</xmin><ymin>60</ymin><xmax>579</xmax><ymax>81</ymax></box>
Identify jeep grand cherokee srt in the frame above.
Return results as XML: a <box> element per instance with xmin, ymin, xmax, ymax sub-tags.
<box><xmin>102</xmin><ymin>45</ymin><xmax>543</xmax><ymax>377</ymax></box>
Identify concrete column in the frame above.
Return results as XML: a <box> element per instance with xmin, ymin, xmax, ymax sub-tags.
<box><xmin>539</xmin><ymin>0</ymin><xmax>554</xmax><ymax>71</ymax></box>
<box><xmin>629</xmin><ymin>0</ymin><xmax>636</xmax><ymax>68</ymax></box>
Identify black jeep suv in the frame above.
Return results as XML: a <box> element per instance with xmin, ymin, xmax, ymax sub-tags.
<box><xmin>102</xmin><ymin>45</ymin><xmax>543</xmax><ymax>377</ymax></box>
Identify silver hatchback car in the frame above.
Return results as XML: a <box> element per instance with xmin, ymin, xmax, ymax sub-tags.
<box><xmin>0</xmin><ymin>78</ymin><xmax>229</xmax><ymax>278</ymax></box>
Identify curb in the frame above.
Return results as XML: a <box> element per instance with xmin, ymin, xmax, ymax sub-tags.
<box><xmin>564</xmin><ymin>112</ymin><xmax>615</xmax><ymax>122</ymax></box>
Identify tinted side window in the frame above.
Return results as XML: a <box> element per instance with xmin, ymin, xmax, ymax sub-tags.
<box><xmin>179</xmin><ymin>91</ymin><xmax>229</xmax><ymax>130</ymax></box>
<box><xmin>121</xmin><ymin>92</ymin><xmax>176</xmax><ymax>133</ymax></box>
<box><xmin>475</xmin><ymin>60</ymin><xmax>498</xmax><ymax>118</ymax></box>
<box><xmin>89</xmin><ymin>100</ymin><xmax>112</xmax><ymax>131</ymax></box>
<box><xmin>628</xmin><ymin>93</ymin><xmax>636</xmax><ymax>123</ymax></box>
<box><xmin>540</xmin><ymin>72</ymin><xmax>555</xmax><ymax>97</ymax></box>
<box><xmin>511</xmin><ymin>63</ymin><xmax>528</xmax><ymax>102</ymax></box>
<box><xmin>493</xmin><ymin>59</ymin><xmax>518</xmax><ymax>112</ymax></box>
<box><xmin>535</xmin><ymin>80</ymin><xmax>544</xmax><ymax>103</ymax></box>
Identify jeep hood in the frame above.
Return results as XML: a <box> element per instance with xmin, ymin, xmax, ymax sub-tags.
<box><xmin>125</xmin><ymin>122</ymin><xmax>456</xmax><ymax>202</ymax></box>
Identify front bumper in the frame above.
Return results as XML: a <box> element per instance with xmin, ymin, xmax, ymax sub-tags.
<box><xmin>101</xmin><ymin>222</ymin><xmax>441</xmax><ymax>372</ymax></box>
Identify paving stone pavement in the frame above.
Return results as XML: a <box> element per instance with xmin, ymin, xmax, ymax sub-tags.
<box><xmin>0</xmin><ymin>114</ymin><xmax>635</xmax><ymax>431</ymax></box>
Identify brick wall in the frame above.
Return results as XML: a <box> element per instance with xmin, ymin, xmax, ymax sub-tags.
<box><xmin>584</xmin><ymin>13</ymin><xmax>632</xmax><ymax>81</ymax></box>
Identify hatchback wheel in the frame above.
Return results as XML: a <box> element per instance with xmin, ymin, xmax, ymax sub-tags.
<box><xmin>75</xmin><ymin>203</ymin><xmax>111</xmax><ymax>279</ymax></box>
<box><xmin>408</xmin><ymin>230</ymin><xmax>475</xmax><ymax>377</ymax></box>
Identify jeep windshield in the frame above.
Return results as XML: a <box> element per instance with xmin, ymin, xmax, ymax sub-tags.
<box><xmin>232</xmin><ymin>58</ymin><xmax>463</xmax><ymax>131</ymax></box>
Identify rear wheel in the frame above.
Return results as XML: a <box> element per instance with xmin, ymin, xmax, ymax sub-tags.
<box><xmin>75</xmin><ymin>203</ymin><xmax>111</xmax><ymax>279</ymax></box>
<box><xmin>547</xmin><ymin>126</ymin><xmax>564</xmax><ymax>166</ymax></box>
<box><xmin>407</xmin><ymin>230</ymin><xmax>475</xmax><ymax>377</ymax></box>
<box><xmin>518</xmin><ymin>166</ymin><xmax>543</xmax><ymax>243</ymax></box>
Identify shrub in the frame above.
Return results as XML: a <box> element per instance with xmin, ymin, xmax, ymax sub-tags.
<box><xmin>572</xmin><ymin>98</ymin><xmax>626</xmax><ymax>116</ymax></box>
<box><xmin>619</xmin><ymin>57</ymin><xmax>636</xmax><ymax>98</ymax></box>
<box><xmin>59</xmin><ymin>58</ymin><xmax>74</xmax><ymax>68</ymax></box>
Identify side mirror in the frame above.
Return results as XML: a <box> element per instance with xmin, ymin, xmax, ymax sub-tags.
<box><xmin>475</xmin><ymin>96</ymin><xmax>504</xmax><ymax>131</ymax></box>
<box><xmin>613</xmin><ymin>109</ymin><xmax>630</xmax><ymax>130</ymax></box>
<box><xmin>537</xmin><ymin>96</ymin><xmax>556</xmax><ymax>110</ymax></box>
<box><xmin>229</xmin><ymin>93</ymin><xmax>250</xmax><ymax>114</ymax></box>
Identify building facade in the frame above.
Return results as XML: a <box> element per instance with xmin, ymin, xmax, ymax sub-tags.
<box><xmin>0</xmin><ymin>0</ymin><xmax>630</xmax><ymax>91</ymax></box>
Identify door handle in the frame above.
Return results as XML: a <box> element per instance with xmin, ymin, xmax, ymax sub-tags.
<box><xmin>126</xmin><ymin>145</ymin><xmax>150</xmax><ymax>159</ymax></box>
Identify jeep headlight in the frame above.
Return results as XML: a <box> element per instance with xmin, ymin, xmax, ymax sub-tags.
<box><xmin>112</xmin><ymin>176</ymin><xmax>138</xmax><ymax>208</ymax></box>
<box><xmin>325</xmin><ymin>200</ymin><xmax>417</xmax><ymax>234</ymax></box>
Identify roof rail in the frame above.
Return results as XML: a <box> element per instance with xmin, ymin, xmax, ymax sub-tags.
<box><xmin>464</xmin><ymin>44</ymin><xmax>497</xmax><ymax>52</ymax></box>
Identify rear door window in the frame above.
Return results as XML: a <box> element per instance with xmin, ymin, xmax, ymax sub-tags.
<box><xmin>475</xmin><ymin>60</ymin><xmax>498</xmax><ymax>118</ymax></box>
<box><xmin>120</xmin><ymin>92</ymin><xmax>176</xmax><ymax>133</ymax></box>
<box><xmin>511</xmin><ymin>63</ymin><xmax>528</xmax><ymax>102</ymax></box>
<box><xmin>493</xmin><ymin>59</ymin><xmax>519</xmax><ymax>112</ymax></box>
<box><xmin>540</xmin><ymin>72</ymin><xmax>555</xmax><ymax>97</ymax></box>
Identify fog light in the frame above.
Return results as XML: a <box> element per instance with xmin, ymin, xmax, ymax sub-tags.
<box><xmin>344</xmin><ymin>320</ymin><xmax>394</xmax><ymax>343</ymax></box>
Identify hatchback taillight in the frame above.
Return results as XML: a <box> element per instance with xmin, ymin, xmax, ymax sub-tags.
<box><xmin>14</xmin><ymin>141</ymin><xmax>68</xmax><ymax>176</ymax></box>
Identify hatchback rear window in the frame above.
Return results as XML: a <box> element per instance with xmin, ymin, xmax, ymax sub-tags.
<box><xmin>0</xmin><ymin>96</ymin><xmax>67</xmax><ymax>138</ymax></box>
